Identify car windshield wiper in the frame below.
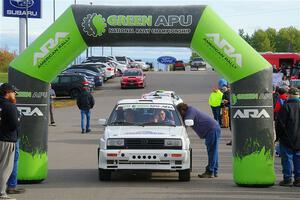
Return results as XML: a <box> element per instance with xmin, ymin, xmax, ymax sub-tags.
<box><xmin>109</xmin><ymin>121</ymin><xmax>135</xmax><ymax>125</ymax></box>
<box><xmin>138</xmin><ymin>122</ymin><xmax>176</xmax><ymax>127</ymax></box>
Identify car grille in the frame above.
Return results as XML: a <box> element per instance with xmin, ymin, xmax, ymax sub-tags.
<box><xmin>107</xmin><ymin>138</ymin><xmax>181</xmax><ymax>150</ymax></box>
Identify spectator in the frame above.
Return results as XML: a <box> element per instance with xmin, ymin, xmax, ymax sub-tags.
<box><xmin>209</xmin><ymin>87</ymin><xmax>223</xmax><ymax>126</ymax></box>
<box><xmin>273</xmin><ymin>88</ymin><xmax>288</xmax><ymax>121</ymax></box>
<box><xmin>177</xmin><ymin>103</ymin><xmax>221</xmax><ymax>178</ymax></box>
<box><xmin>279</xmin><ymin>75</ymin><xmax>290</xmax><ymax>89</ymax></box>
<box><xmin>275</xmin><ymin>87</ymin><xmax>300</xmax><ymax>187</ymax></box>
<box><xmin>218</xmin><ymin>78</ymin><xmax>228</xmax><ymax>89</ymax></box>
<box><xmin>76</xmin><ymin>87</ymin><xmax>95</xmax><ymax>134</ymax></box>
<box><xmin>49</xmin><ymin>84</ymin><xmax>56</xmax><ymax>126</ymax></box>
<box><xmin>0</xmin><ymin>83</ymin><xmax>20</xmax><ymax>200</ymax></box>
<box><xmin>272</xmin><ymin>65</ymin><xmax>278</xmax><ymax>73</ymax></box>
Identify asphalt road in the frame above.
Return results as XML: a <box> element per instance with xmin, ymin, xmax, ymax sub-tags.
<box><xmin>16</xmin><ymin>71</ymin><xmax>300</xmax><ymax>200</ymax></box>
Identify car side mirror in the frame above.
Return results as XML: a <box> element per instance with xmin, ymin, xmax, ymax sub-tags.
<box><xmin>184</xmin><ymin>119</ymin><xmax>194</xmax><ymax>127</ymax></box>
<box><xmin>98</xmin><ymin>118</ymin><xmax>107</xmax><ymax>126</ymax></box>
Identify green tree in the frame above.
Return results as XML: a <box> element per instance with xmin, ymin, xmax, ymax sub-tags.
<box><xmin>238</xmin><ymin>29</ymin><xmax>252</xmax><ymax>45</ymax></box>
<box><xmin>251</xmin><ymin>29</ymin><xmax>272</xmax><ymax>52</ymax></box>
<box><xmin>265</xmin><ymin>28</ymin><xmax>277</xmax><ymax>51</ymax></box>
<box><xmin>0</xmin><ymin>49</ymin><xmax>16</xmax><ymax>73</ymax></box>
<box><xmin>276</xmin><ymin>26</ymin><xmax>300</xmax><ymax>52</ymax></box>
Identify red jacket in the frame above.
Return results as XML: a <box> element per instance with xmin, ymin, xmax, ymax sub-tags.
<box><xmin>274</xmin><ymin>94</ymin><xmax>288</xmax><ymax>113</ymax></box>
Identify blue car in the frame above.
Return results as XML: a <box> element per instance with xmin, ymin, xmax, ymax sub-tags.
<box><xmin>64</xmin><ymin>69</ymin><xmax>103</xmax><ymax>87</ymax></box>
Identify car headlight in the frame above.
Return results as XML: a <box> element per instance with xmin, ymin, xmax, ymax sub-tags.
<box><xmin>164</xmin><ymin>139</ymin><xmax>182</xmax><ymax>147</ymax></box>
<box><xmin>107</xmin><ymin>139</ymin><xmax>124</xmax><ymax>147</ymax></box>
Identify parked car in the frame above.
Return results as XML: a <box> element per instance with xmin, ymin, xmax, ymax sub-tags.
<box><xmin>82</xmin><ymin>56</ymin><xmax>113</xmax><ymax>63</ymax></box>
<box><xmin>98</xmin><ymin>98</ymin><xmax>192</xmax><ymax>181</ymax></box>
<box><xmin>64</xmin><ymin>69</ymin><xmax>103</xmax><ymax>87</ymax></box>
<box><xmin>108</xmin><ymin>60</ymin><xmax>128</xmax><ymax>74</ymax></box>
<box><xmin>191</xmin><ymin>57</ymin><xmax>206</xmax><ymax>70</ymax></box>
<box><xmin>130</xmin><ymin>60</ymin><xmax>150</xmax><ymax>71</ymax></box>
<box><xmin>84</xmin><ymin>62</ymin><xmax>115</xmax><ymax>79</ymax></box>
<box><xmin>68</xmin><ymin>64</ymin><xmax>108</xmax><ymax>81</ymax></box>
<box><xmin>142</xmin><ymin>90</ymin><xmax>183</xmax><ymax>105</ymax></box>
<box><xmin>51</xmin><ymin>74</ymin><xmax>91</xmax><ymax>98</ymax></box>
<box><xmin>115</xmin><ymin>56</ymin><xmax>130</xmax><ymax>65</ymax></box>
<box><xmin>121</xmin><ymin>69</ymin><xmax>146</xmax><ymax>89</ymax></box>
<box><xmin>173</xmin><ymin>61</ymin><xmax>185</xmax><ymax>71</ymax></box>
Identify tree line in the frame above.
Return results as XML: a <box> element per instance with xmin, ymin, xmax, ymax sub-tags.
<box><xmin>239</xmin><ymin>26</ymin><xmax>300</xmax><ymax>53</ymax></box>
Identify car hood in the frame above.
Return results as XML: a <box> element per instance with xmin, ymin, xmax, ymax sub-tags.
<box><xmin>105</xmin><ymin>126</ymin><xmax>185</xmax><ymax>139</ymax></box>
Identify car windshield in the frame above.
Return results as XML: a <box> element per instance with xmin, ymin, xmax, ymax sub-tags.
<box><xmin>108</xmin><ymin>104</ymin><xmax>182</xmax><ymax>126</ymax></box>
<box><xmin>193</xmin><ymin>58</ymin><xmax>204</xmax><ymax>61</ymax></box>
<box><xmin>123</xmin><ymin>70</ymin><xmax>142</xmax><ymax>76</ymax></box>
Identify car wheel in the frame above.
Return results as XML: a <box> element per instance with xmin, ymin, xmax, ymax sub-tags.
<box><xmin>98</xmin><ymin>168</ymin><xmax>111</xmax><ymax>181</ymax></box>
<box><xmin>70</xmin><ymin>89</ymin><xmax>80</xmax><ymax>99</ymax></box>
<box><xmin>178</xmin><ymin>169</ymin><xmax>190</xmax><ymax>182</ymax></box>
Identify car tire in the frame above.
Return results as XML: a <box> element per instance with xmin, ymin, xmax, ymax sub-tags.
<box><xmin>178</xmin><ymin>169</ymin><xmax>190</xmax><ymax>182</ymax></box>
<box><xmin>70</xmin><ymin>89</ymin><xmax>80</xmax><ymax>99</ymax></box>
<box><xmin>98</xmin><ymin>168</ymin><xmax>111</xmax><ymax>181</ymax></box>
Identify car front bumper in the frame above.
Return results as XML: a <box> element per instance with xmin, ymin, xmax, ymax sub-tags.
<box><xmin>98</xmin><ymin>149</ymin><xmax>190</xmax><ymax>171</ymax></box>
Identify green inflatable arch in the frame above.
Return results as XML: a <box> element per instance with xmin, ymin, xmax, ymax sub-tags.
<box><xmin>9</xmin><ymin>5</ymin><xmax>275</xmax><ymax>186</ymax></box>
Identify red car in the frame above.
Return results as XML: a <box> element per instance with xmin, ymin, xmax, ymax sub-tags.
<box><xmin>121</xmin><ymin>69</ymin><xmax>146</xmax><ymax>89</ymax></box>
<box><xmin>173</xmin><ymin>60</ymin><xmax>185</xmax><ymax>71</ymax></box>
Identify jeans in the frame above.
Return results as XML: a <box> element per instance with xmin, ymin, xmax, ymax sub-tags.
<box><xmin>205</xmin><ymin>126</ymin><xmax>221</xmax><ymax>175</ymax></box>
<box><xmin>211</xmin><ymin>106</ymin><xmax>221</xmax><ymax>125</ymax></box>
<box><xmin>7</xmin><ymin>140</ymin><xmax>19</xmax><ymax>188</ymax></box>
<box><xmin>280</xmin><ymin>143</ymin><xmax>300</xmax><ymax>181</ymax></box>
<box><xmin>81</xmin><ymin>109</ymin><xmax>91</xmax><ymax>130</ymax></box>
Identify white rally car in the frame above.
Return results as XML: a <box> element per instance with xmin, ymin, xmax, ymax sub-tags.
<box><xmin>142</xmin><ymin>90</ymin><xmax>184</xmax><ymax>105</ymax></box>
<box><xmin>98</xmin><ymin>99</ymin><xmax>191</xmax><ymax>181</ymax></box>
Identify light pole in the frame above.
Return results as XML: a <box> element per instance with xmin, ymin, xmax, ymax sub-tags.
<box><xmin>53</xmin><ymin>0</ymin><xmax>55</xmax><ymax>22</ymax></box>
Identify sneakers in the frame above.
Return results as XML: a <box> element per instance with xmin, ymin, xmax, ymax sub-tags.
<box><xmin>226</xmin><ymin>141</ymin><xmax>232</xmax><ymax>146</ymax></box>
<box><xmin>279</xmin><ymin>179</ymin><xmax>293</xmax><ymax>187</ymax></box>
<box><xmin>294</xmin><ymin>179</ymin><xmax>300</xmax><ymax>187</ymax></box>
<box><xmin>86</xmin><ymin>129</ymin><xmax>91</xmax><ymax>133</ymax></box>
<box><xmin>6</xmin><ymin>188</ymin><xmax>25</xmax><ymax>194</ymax></box>
<box><xmin>0</xmin><ymin>194</ymin><xmax>16</xmax><ymax>200</ymax></box>
<box><xmin>81</xmin><ymin>129</ymin><xmax>85</xmax><ymax>134</ymax></box>
<box><xmin>198</xmin><ymin>171</ymin><xmax>214</xmax><ymax>178</ymax></box>
<box><xmin>49</xmin><ymin>122</ymin><xmax>56</xmax><ymax>126</ymax></box>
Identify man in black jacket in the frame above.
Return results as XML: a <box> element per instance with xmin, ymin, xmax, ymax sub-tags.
<box><xmin>0</xmin><ymin>83</ymin><xmax>20</xmax><ymax>200</ymax></box>
<box><xmin>76</xmin><ymin>87</ymin><xmax>95</xmax><ymax>134</ymax></box>
<box><xmin>275</xmin><ymin>87</ymin><xmax>300</xmax><ymax>187</ymax></box>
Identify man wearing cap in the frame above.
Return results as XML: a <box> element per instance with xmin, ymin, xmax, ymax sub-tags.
<box><xmin>0</xmin><ymin>83</ymin><xmax>20</xmax><ymax>200</ymax></box>
<box><xmin>275</xmin><ymin>87</ymin><xmax>300</xmax><ymax>187</ymax></box>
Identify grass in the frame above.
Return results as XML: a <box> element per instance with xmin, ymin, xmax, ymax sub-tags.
<box><xmin>0</xmin><ymin>73</ymin><xmax>8</xmax><ymax>83</ymax></box>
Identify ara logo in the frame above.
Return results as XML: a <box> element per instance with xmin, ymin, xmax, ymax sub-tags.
<box><xmin>17</xmin><ymin>107</ymin><xmax>43</xmax><ymax>117</ymax></box>
<box><xmin>33</xmin><ymin>32</ymin><xmax>69</xmax><ymax>66</ymax></box>
<box><xmin>233</xmin><ymin>109</ymin><xmax>270</xmax><ymax>119</ymax></box>
<box><xmin>10</xmin><ymin>0</ymin><xmax>34</xmax><ymax>9</ymax></box>
<box><xmin>206</xmin><ymin>33</ymin><xmax>242</xmax><ymax>67</ymax></box>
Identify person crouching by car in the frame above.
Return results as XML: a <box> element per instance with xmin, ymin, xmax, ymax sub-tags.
<box><xmin>76</xmin><ymin>87</ymin><xmax>95</xmax><ymax>134</ymax></box>
<box><xmin>177</xmin><ymin>103</ymin><xmax>221</xmax><ymax>178</ymax></box>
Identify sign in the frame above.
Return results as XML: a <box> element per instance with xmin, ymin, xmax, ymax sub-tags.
<box><xmin>272</xmin><ymin>73</ymin><xmax>283</xmax><ymax>86</ymax></box>
<box><xmin>157</xmin><ymin>56</ymin><xmax>177</xmax><ymax>64</ymax></box>
<box><xmin>3</xmin><ymin>0</ymin><xmax>42</xmax><ymax>18</ymax></box>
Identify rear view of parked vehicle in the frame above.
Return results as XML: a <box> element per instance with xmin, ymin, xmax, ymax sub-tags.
<box><xmin>51</xmin><ymin>74</ymin><xmax>91</xmax><ymax>98</ymax></box>
<box><xmin>64</xmin><ymin>69</ymin><xmax>103</xmax><ymax>87</ymax></box>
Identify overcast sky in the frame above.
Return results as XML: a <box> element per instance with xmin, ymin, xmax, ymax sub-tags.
<box><xmin>0</xmin><ymin>0</ymin><xmax>299</xmax><ymax>60</ymax></box>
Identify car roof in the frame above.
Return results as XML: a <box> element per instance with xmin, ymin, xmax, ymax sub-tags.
<box><xmin>117</xmin><ymin>99</ymin><xmax>174</xmax><ymax>105</ymax></box>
